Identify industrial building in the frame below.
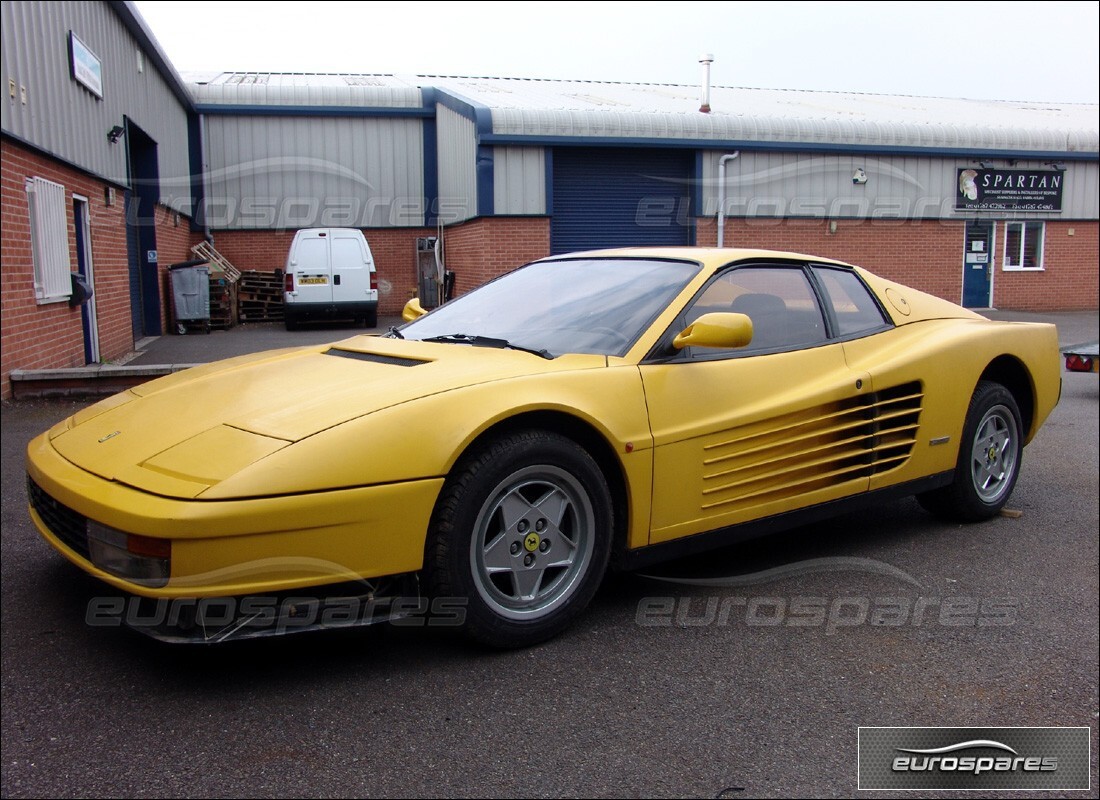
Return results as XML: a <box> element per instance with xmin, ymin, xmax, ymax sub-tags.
<box><xmin>3</xmin><ymin>0</ymin><xmax>1097</xmax><ymax>399</ymax></box>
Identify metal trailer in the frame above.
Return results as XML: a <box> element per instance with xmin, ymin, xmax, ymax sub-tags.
<box><xmin>1061</xmin><ymin>341</ymin><xmax>1099</xmax><ymax>374</ymax></box>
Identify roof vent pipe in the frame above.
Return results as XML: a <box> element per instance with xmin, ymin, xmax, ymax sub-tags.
<box><xmin>699</xmin><ymin>54</ymin><xmax>714</xmax><ymax>113</ymax></box>
<box><xmin>716</xmin><ymin>152</ymin><xmax>740</xmax><ymax>248</ymax></box>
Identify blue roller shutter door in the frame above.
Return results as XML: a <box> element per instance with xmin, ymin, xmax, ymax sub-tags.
<box><xmin>551</xmin><ymin>148</ymin><xmax>694</xmax><ymax>254</ymax></box>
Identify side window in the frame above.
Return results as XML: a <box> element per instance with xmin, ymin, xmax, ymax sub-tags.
<box><xmin>683</xmin><ymin>266</ymin><xmax>827</xmax><ymax>355</ymax></box>
<box><xmin>813</xmin><ymin>267</ymin><xmax>889</xmax><ymax>337</ymax></box>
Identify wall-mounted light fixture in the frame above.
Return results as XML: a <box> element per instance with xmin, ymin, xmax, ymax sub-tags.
<box><xmin>852</xmin><ymin>168</ymin><xmax>868</xmax><ymax>185</ymax></box>
<box><xmin>107</xmin><ymin>125</ymin><xmax>125</xmax><ymax>144</ymax></box>
<box><xmin>1047</xmin><ymin>161</ymin><xmax>1066</xmax><ymax>171</ymax></box>
<box><xmin>978</xmin><ymin>160</ymin><xmax>995</xmax><ymax>169</ymax></box>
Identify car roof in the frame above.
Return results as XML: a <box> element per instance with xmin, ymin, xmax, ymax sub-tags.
<box><xmin>540</xmin><ymin>247</ymin><xmax>857</xmax><ymax>270</ymax></box>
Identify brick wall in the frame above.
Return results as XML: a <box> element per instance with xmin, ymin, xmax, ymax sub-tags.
<box><xmin>207</xmin><ymin>227</ymin><xmax>434</xmax><ymax>316</ymax></box>
<box><xmin>994</xmin><ymin>221</ymin><xmax>1099</xmax><ymax>311</ymax></box>
<box><xmin>154</xmin><ymin>205</ymin><xmax>203</xmax><ymax>323</ymax></box>
<box><xmin>1</xmin><ymin>137</ymin><xmax>198</xmax><ymax>400</ymax></box>
<box><xmin>442</xmin><ymin>217</ymin><xmax>551</xmax><ymax>296</ymax></box>
<box><xmin>697</xmin><ymin>217</ymin><xmax>1099</xmax><ymax>311</ymax></box>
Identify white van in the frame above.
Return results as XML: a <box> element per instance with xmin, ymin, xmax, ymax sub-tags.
<box><xmin>283</xmin><ymin>228</ymin><xmax>378</xmax><ymax>330</ymax></box>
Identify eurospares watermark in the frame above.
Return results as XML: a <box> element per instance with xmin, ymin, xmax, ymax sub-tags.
<box><xmin>858</xmin><ymin>727</ymin><xmax>1091</xmax><ymax>791</ymax></box>
<box><xmin>635</xmin><ymin>557</ymin><xmax>1018</xmax><ymax>633</ymax></box>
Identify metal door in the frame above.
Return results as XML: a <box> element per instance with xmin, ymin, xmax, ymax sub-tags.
<box><xmin>289</xmin><ymin>230</ymin><xmax>334</xmax><ymax>304</ymax></box>
<box><xmin>962</xmin><ymin>221</ymin><xmax>995</xmax><ymax>308</ymax></box>
<box><xmin>73</xmin><ymin>197</ymin><xmax>99</xmax><ymax>363</ymax></box>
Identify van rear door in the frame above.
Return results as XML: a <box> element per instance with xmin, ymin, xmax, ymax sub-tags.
<box><xmin>330</xmin><ymin>229</ymin><xmax>374</xmax><ymax>302</ymax></box>
<box><xmin>289</xmin><ymin>230</ymin><xmax>332</xmax><ymax>305</ymax></box>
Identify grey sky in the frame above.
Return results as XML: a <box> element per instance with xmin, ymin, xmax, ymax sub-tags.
<box><xmin>134</xmin><ymin>0</ymin><xmax>1100</xmax><ymax>104</ymax></box>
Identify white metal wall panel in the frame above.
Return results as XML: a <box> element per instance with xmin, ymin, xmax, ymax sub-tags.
<box><xmin>201</xmin><ymin>115</ymin><xmax>425</xmax><ymax>228</ymax></box>
<box><xmin>702</xmin><ymin>151</ymin><xmax>1098</xmax><ymax>220</ymax></box>
<box><xmin>1</xmin><ymin>1</ymin><xmax>192</xmax><ymax>213</ymax></box>
<box><xmin>436</xmin><ymin>104</ymin><xmax>478</xmax><ymax>221</ymax></box>
<box><xmin>493</xmin><ymin>147</ymin><xmax>546</xmax><ymax>214</ymax></box>
<box><xmin>25</xmin><ymin>177</ymin><xmax>73</xmax><ymax>301</ymax></box>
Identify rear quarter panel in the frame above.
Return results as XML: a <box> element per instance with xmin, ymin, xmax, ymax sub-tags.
<box><xmin>841</xmin><ymin>318</ymin><xmax>1060</xmax><ymax>492</ymax></box>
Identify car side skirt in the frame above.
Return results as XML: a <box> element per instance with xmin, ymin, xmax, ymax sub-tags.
<box><xmin>614</xmin><ymin>472</ymin><xmax>953</xmax><ymax>571</ymax></box>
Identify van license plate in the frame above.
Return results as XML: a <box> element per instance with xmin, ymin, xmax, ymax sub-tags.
<box><xmin>299</xmin><ymin>276</ymin><xmax>328</xmax><ymax>285</ymax></box>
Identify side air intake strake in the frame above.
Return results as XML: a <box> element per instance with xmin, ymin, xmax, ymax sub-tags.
<box><xmin>700</xmin><ymin>382</ymin><xmax>923</xmax><ymax>512</ymax></box>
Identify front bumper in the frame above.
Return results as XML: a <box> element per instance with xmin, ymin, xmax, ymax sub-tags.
<box><xmin>27</xmin><ymin>431</ymin><xmax>444</xmax><ymax>599</ymax></box>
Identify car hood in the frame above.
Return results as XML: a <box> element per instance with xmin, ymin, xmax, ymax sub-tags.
<box><xmin>49</xmin><ymin>336</ymin><xmax>607</xmax><ymax>498</ymax></box>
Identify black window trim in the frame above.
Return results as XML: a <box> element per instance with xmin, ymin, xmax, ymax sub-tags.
<box><xmin>644</xmin><ymin>259</ymin><xmax>895</xmax><ymax>364</ymax></box>
<box><xmin>806</xmin><ymin>262</ymin><xmax>894</xmax><ymax>344</ymax></box>
<box><xmin>644</xmin><ymin>259</ymin><xmax>830</xmax><ymax>364</ymax></box>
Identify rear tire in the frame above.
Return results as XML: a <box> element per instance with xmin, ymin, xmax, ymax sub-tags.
<box><xmin>424</xmin><ymin>430</ymin><xmax>612</xmax><ymax>648</ymax></box>
<box><xmin>284</xmin><ymin>310</ymin><xmax>300</xmax><ymax>331</ymax></box>
<box><xmin>918</xmin><ymin>380</ymin><xmax>1023</xmax><ymax>521</ymax></box>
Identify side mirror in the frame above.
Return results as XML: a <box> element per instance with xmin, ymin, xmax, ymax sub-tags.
<box><xmin>672</xmin><ymin>312</ymin><xmax>753</xmax><ymax>350</ymax></box>
<box><xmin>402</xmin><ymin>297</ymin><xmax>427</xmax><ymax>322</ymax></box>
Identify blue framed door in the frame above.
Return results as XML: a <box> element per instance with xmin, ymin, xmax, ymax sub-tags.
<box><xmin>963</xmin><ymin>220</ymin><xmax>994</xmax><ymax>308</ymax></box>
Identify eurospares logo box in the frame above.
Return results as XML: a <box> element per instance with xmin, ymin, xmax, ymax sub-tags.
<box><xmin>858</xmin><ymin>727</ymin><xmax>1090</xmax><ymax>791</ymax></box>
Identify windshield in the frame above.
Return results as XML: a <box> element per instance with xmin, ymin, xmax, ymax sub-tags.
<box><xmin>399</xmin><ymin>258</ymin><xmax>700</xmax><ymax>357</ymax></box>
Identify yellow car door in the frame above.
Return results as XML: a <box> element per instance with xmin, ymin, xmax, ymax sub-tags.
<box><xmin>640</xmin><ymin>265</ymin><xmax>874</xmax><ymax>545</ymax></box>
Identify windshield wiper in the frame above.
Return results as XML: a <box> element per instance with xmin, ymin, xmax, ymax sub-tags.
<box><xmin>386</xmin><ymin>326</ymin><xmax>404</xmax><ymax>339</ymax></box>
<box><xmin>421</xmin><ymin>333</ymin><xmax>554</xmax><ymax>359</ymax></box>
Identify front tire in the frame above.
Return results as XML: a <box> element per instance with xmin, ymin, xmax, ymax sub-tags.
<box><xmin>425</xmin><ymin>430</ymin><xmax>613</xmax><ymax>648</ymax></box>
<box><xmin>918</xmin><ymin>381</ymin><xmax>1023</xmax><ymax>521</ymax></box>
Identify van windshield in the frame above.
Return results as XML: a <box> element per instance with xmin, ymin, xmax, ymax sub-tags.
<box><xmin>399</xmin><ymin>258</ymin><xmax>700</xmax><ymax>357</ymax></box>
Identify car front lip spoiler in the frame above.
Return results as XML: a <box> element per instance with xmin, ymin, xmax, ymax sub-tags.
<box><xmin>92</xmin><ymin>574</ymin><xmax>427</xmax><ymax>644</ymax></box>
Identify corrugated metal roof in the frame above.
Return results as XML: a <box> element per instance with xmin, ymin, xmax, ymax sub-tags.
<box><xmin>188</xmin><ymin>71</ymin><xmax>422</xmax><ymax>107</ymax></box>
<box><xmin>425</xmin><ymin>76</ymin><xmax>1098</xmax><ymax>154</ymax></box>
<box><xmin>182</xmin><ymin>72</ymin><xmax>1098</xmax><ymax>153</ymax></box>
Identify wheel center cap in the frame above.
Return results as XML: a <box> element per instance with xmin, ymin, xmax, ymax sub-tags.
<box><xmin>524</xmin><ymin>532</ymin><xmax>541</xmax><ymax>553</ymax></box>
<box><xmin>988</xmin><ymin>445</ymin><xmax>998</xmax><ymax>462</ymax></box>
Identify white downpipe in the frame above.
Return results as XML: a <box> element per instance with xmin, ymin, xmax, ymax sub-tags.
<box><xmin>716</xmin><ymin>151</ymin><xmax>740</xmax><ymax>248</ymax></box>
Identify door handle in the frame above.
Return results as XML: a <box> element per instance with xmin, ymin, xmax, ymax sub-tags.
<box><xmin>333</xmin><ymin>274</ymin><xmax>341</xmax><ymax>286</ymax></box>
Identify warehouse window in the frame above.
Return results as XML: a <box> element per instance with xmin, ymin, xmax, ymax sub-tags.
<box><xmin>1003</xmin><ymin>221</ymin><xmax>1044</xmax><ymax>271</ymax></box>
<box><xmin>25</xmin><ymin>177</ymin><xmax>73</xmax><ymax>302</ymax></box>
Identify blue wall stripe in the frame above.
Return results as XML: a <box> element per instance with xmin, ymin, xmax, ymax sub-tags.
<box><xmin>194</xmin><ymin>103</ymin><xmax>433</xmax><ymax>118</ymax></box>
<box><xmin>421</xmin><ymin>90</ymin><xmax>439</xmax><ymax>227</ymax></box>
<box><xmin>186</xmin><ymin>112</ymin><xmax>205</xmax><ymax>232</ymax></box>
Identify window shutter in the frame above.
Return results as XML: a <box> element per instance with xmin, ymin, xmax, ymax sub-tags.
<box><xmin>25</xmin><ymin>177</ymin><xmax>73</xmax><ymax>302</ymax></box>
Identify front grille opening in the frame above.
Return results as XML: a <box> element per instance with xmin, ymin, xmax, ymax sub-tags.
<box><xmin>27</xmin><ymin>477</ymin><xmax>90</xmax><ymax>560</ymax></box>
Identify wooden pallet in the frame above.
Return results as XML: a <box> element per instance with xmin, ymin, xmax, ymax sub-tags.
<box><xmin>237</xmin><ymin>270</ymin><xmax>284</xmax><ymax>322</ymax></box>
<box><xmin>208</xmin><ymin>272</ymin><xmax>238</xmax><ymax>330</ymax></box>
<box><xmin>191</xmin><ymin>241</ymin><xmax>241</xmax><ymax>282</ymax></box>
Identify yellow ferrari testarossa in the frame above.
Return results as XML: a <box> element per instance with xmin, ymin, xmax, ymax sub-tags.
<box><xmin>27</xmin><ymin>248</ymin><xmax>1061</xmax><ymax>646</ymax></box>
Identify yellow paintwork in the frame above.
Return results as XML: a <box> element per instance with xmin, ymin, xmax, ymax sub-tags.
<box><xmin>402</xmin><ymin>297</ymin><xmax>427</xmax><ymax>321</ymax></box>
<box><xmin>671</xmin><ymin>312</ymin><xmax>754</xmax><ymax>350</ymax></box>
<box><xmin>26</xmin><ymin>247</ymin><xmax>1061</xmax><ymax>600</ymax></box>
